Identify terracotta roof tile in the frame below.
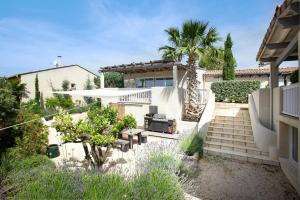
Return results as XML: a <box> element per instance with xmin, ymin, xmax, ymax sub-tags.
<box><xmin>204</xmin><ymin>67</ymin><xmax>298</xmax><ymax>77</ymax></box>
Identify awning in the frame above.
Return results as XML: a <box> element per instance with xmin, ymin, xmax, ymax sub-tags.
<box><xmin>52</xmin><ymin>88</ymin><xmax>151</xmax><ymax>97</ymax></box>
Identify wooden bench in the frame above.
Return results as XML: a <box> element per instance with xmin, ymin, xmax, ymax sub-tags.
<box><xmin>115</xmin><ymin>139</ymin><xmax>130</xmax><ymax>152</ymax></box>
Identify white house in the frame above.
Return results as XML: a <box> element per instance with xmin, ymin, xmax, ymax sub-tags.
<box><xmin>8</xmin><ymin>64</ymin><xmax>97</xmax><ymax>104</ymax></box>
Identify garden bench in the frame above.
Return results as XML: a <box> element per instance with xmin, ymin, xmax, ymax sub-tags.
<box><xmin>115</xmin><ymin>139</ymin><xmax>130</xmax><ymax>152</ymax></box>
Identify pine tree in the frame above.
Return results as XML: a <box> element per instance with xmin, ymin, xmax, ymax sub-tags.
<box><xmin>35</xmin><ymin>74</ymin><xmax>41</xmax><ymax>105</ymax></box>
<box><xmin>223</xmin><ymin>34</ymin><xmax>236</xmax><ymax>80</ymax></box>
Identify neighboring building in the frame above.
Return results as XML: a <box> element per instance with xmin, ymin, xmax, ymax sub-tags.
<box><xmin>254</xmin><ymin>0</ymin><xmax>299</xmax><ymax>194</ymax></box>
<box><xmin>204</xmin><ymin>67</ymin><xmax>297</xmax><ymax>89</ymax></box>
<box><xmin>8</xmin><ymin>64</ymin><xmax>97</xmax><ymax>104</ymax></box>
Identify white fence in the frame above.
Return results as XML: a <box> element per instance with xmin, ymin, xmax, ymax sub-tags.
<box><xmin>282</xmin><ymin>84</ymin><xmax>299</xmax><ymax>118</ymax></box>
<box><xmin>119</xmin><ymin>90</ymin><xmax>151</xmax><ymax>103</ymax></box>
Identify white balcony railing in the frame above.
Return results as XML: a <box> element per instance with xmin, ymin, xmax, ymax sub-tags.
<box><xmin>119</xmin><ymin>90</ymin><xmax>151</xmax><ymax>104</ymax></box>
<box><xmin>184</xmin><ymin>89</ymin><xmax>209</xmax><ymax>105</ymax></box>
<box><xmin>282</xmin><ymin>84</ymin><xmax>299</xmax><ymax>118</ymax></box>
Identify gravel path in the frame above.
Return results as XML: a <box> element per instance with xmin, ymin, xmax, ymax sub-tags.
<box><xmin>184</xmin><ymin>156</ymin><xmax>299</xmax><ymax>200</ymax></box>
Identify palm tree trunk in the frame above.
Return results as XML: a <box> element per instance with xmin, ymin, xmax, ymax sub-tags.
<box><xmin>185</xmin><ymin>56</ymin><xmax>200</xmax><ymax>121</ymax></box>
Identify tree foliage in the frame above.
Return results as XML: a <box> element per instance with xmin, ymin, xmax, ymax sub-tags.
<box><xmin>104</xmin><ymin>72</ymin><xmax>124</xmax><ymax>88</ymax></box>
<box><xmin>34</xmin><ymin>74</ymin><xmax>40</xmax><ymax>106</ymax></box>
<box><xmin>93</xmin><ymin>76</ymin><xmax>101</xmax><ymax>89</ymax></box>
<box><xmin>159</xmin><ymin>20</ymin><xmax>220</xmax><ymax>121</ymax></box>
<box><xmin>84</xmin><ymin>77</ymin><xmax>95</xmax><ymax>104</ymax></box>
<box><xmin>0</xmin><ymin>77</ymin><xmax>27</xmax><ymax>153</ymax></box>
<box><xmin>200</xmin><ymin>47</ymin><xmax>224</xmax><ymax>70</ymax></box>
<box><xmin>223</xmin><ymin>34</ymin><xmax>236</xmax><ymax>80</ymax></box>
<box><xmin>12</xmin><ymin>108</ymin><xmax>48</xmax><ymax>158</ymax></box>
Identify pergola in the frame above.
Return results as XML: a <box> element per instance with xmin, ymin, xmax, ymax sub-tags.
<box><xmin>256</xmin><ymin>0</ymin><xmax>299</xmax><ymax>126</ymax></box>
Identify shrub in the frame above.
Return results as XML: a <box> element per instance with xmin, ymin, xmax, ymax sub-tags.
<box><xmin>211</xmin><ymin>80</ymin><xmax>260</xmax><ymax>103</ymax></box>
<box><xmin>147</xmin><ymin>153</ymin><xmax>181</xmax><ymax>174</ymax></box>
<box><xmin>131</xmin><ymin>169</ymin><xmax>184</xmax><ymax>200</ymax></box>
<box><xmin>180</xmin><ymin>133</ymin><xmax>203</xmax><ymax>157</ymax></box>
<box><xmin>123</xmin><ymin>114</ymin><xmax>137</xmax><ymax>129</ymax></box>
<box><xmin>83</xmin><ymin>173</ymin><xmax>129</xmax><ymax>200</ymax></box>
<box><xmin>15</xmin><ymin>171</ymin><xmax>84</xmax><ymax>200</ymax></box>
<box><xmin>11</xmin><ymin>155</ymin><xmax>55</xmax><ymax>173</ymax></box>
<box><xmin>290</xmin><ymin>69</ymin><xmax>299</xmax><ymax>83</ymax></box>
<box><xmin>6</xmin><ymin>155</ymin><xmax>55</xmax><ymax>196</ymax></box>
<box><xmin>13</xmin><ymin>109</ymin><xmax>48</xmax><ymax>158</ymax></box>
<box><xmin>88</xmin><ymin>105</ymin><xmax>117</xmax><ymax>125</ymax></box>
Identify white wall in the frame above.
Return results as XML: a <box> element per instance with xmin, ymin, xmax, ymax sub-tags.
<box><xmin>151</xmin><ymin>87</ymin><xmax>185</xmax><ymax>122</ymax></box>
<box><xmin>124</xmin><ymin>103</ymin><xmax>149</xmax><ymax>127</ymax></box>
<box><xmin>20</xmin><ymin>66</ymin><xmax>96</xmax><ymax>104</ymax></box>
<box><xmin>249</xmin><ymin>93</ymin><xmax>277</xmax><ymax>152</ymax></box>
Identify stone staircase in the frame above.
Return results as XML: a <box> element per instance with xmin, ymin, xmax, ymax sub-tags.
<box><xmin>204</xmin><ymin>103</ymin><xmax>279</xmax><ymax>165</ymax></box>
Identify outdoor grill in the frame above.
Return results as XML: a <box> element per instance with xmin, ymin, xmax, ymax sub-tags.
<box><xmin>144</xmin><ymin>107</ymin><xmax>175</xmax><ymax>134</ymax></box>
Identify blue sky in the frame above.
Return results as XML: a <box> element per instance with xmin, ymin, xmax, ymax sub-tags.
<box><xmin>0</xmin><ymin>0</ymin><xmax>288</xmax><ymax>76</ymax></box>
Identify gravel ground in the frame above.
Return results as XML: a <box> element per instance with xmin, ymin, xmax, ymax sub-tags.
<box><xmin>184</xmin><ymin>156</ymin><xmax>299</xmax><ymax>200</ymax></box>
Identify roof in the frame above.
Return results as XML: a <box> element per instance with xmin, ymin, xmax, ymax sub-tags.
<box><xmin>99</xmin><ymin>60</ymin><xmax>186</xmax><ymax>73</ymax></box>
<box><xmin>8</xmin><ymin>64</ymin><xmax>97</xmax><ymax>78</ymax></box>
<box><xmin>256</xmin><ymin>0</ymin><xmax>299</xmax><ymax>61</ymax></box>
<box><xmin>204</xmin><ymin>67</ymin><xmax>298</xmax><ymax>77</ymax></box>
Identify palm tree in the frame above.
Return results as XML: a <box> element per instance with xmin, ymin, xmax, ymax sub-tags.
<box><xmin>159</xmin><ymin>20</ymin><xmax>220</xmax><ymax>121</ymax></box>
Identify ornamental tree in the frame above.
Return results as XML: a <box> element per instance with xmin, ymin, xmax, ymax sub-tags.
<box><xmin>223</xmin><ymin>34</ymin><xmax>236</xmax><ymax>80</ymax></box>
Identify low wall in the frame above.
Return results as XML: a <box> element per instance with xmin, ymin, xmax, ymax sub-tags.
<box><xmin>252</xmin><ymin>89</ymin><xmax>271</xmax><ymax>128</ymax></box>
<box><xmin>249</xmin><ymin>93</ymin><xmax>277</xmax><ymax>152</ymax></box>
<box><xmin>197</xmin><ymin>90</ymin><xmax>215</xmax><ymax>139</ymax></box>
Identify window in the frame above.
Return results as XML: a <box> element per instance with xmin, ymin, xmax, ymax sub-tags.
<box><xmin>165</xmin><ymin>78</ymin><xmax>173</xmax><ymax>86</ymax></box>
<box><xmin>136</xmin><ymin>79</ymin><xmax>144</xmax><ymax>88</ymax></box>
<box><xmin>155</xmin><ymin>78</ymin><xmax>165</xmax><ymax>87</ymax></box>
<box><xmin>145</xmin><ymin>79</ymin><xmax>154</xmax><ymax>88</ymax></box>
<box><xmin>292</xmin><ymin>127</ymin><xmax>298</xmax><ymax>162</ymax></box>
<box><xmin>135</xmin><ymin>77</ymin><xmax>173</xmax><ymax>88</ymax></box>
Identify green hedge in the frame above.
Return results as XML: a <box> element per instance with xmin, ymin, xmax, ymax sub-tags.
<box><xmin>211</xmin><ymin>80</ymin><xmax>260</xmax><ymax>103</ymax></box>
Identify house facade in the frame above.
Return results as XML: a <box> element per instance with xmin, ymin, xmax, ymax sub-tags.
<box><xmin>254</xmin><ymin>0</ymin><xmax>300</xmax><ymax>194</ymax></box>
<box><xmin>8</xmin><ymin>64</ymin><xmax>96</xmax><ymax>104</ymax></box>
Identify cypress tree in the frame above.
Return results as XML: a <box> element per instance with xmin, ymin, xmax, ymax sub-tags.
<box><xmin>35</xmin><ymin>74</ymin><xmax>41</xmax><ymax>105</ymax></box>
<box><xmin>223</xmin><ymin>34</ymin><xmax>236</xmax><ymax>80</ymax></box>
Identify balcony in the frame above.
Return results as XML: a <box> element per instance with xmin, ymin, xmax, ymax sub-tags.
<box><xmin>118</xmin><ymin>89</ymin><xmax>151</xmax><ymax>104</ymax></box>
<box><xmin>281</xmin><ymin>84</ymin><xmax>299</xmax><ymax>118</ymax></box>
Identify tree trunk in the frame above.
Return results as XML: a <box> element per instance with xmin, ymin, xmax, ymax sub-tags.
<box><xmin>185</xmin><ymin>55</ymin><xmax>201</xmax><ymax>121</ymax></box>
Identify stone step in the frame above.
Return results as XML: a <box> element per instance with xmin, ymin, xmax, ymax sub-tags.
<box><xmin>204</xmin><ymin>141</ymin><xmax>268</xmax><ymax>156</ymax></box>
<box><xmin>204</xmin><ymin>147</ymin><xmax>279</xmax><ymax>166</ymax></box>
<box><xmin>208</xmin><ymin>126</ymin><xmax>253</xmax><ymax>135</ymax></box>
<box><xmin>207</xmin><ymin>131</ymin><xmax>254</xmax><ymax>141</ymax></box>
<box><xmin>214</xmin><ymin>115</ymin><xmax>250</xmax><ymax>121</ymax></box>
<box><xmin>210</xmin><ymin>122</ymin><xmax>252</xmax><ymax>130</ymax></box>
<box><xmin>212</xmin><ymin>119</ymin><xmax>252</xmax><ymax>125</ymax></box>
<box><xmin>206</xmin><ymin>136</ymin><xmax>256</xmax><ymax>147</ymax></box>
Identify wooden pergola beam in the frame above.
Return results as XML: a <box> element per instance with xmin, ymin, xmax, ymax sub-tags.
<box><xmin>278</xmin><ymin>15</ymin><xmax>300</xmax><ymax>29</ymax></box>
<box><xmin>275</xmin><ymin>34</ymin><xmax>298</xmax><ymax>66</ymax></box>
<box><xmin>289</xmin><ymin>2</ymin><xmax>300</xmax><ymax>14</ymax></box>
<box><xmin>260</xmin><ymin>55</ymin><xmax>298</xmax><ymax>62</ymax></box>
<box><xmin>266</xmin><ymin>42</ymin><xmax>289</xmax><ymax>49</ymax></box>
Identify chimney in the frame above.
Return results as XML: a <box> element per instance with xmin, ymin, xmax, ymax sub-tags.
<box><xmin>54</xmin><ymin>56</ymin><xmax>63</xmax><ymax>67</ymax></box>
